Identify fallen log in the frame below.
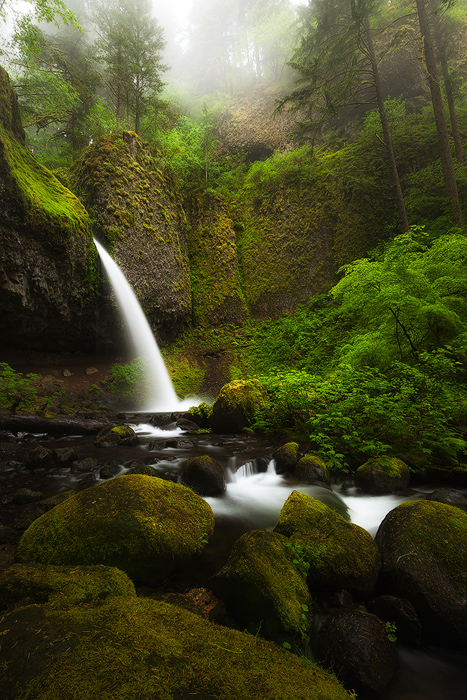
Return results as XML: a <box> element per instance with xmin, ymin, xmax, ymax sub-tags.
<box><xmin>0</xmin><ymin>414</ymin><xmax>111</xmax><ymax>436</ymax></box>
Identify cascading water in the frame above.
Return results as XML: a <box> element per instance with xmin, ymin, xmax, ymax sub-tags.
<box><xmin>94</xmin><ymin>238</ymin><xmax>193</xmax><ymax>412</ymax></box>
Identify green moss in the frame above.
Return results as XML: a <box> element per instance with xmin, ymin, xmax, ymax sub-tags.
<box><xmin>0</xmin><ymin>563</ymin><xmax>136</xmax><ymax>611</ymax></box>
<box><xmin>17</xmin><ymin>475</ymin><xmax>215</xmax><ymax>586</ymax></box>
<box><xmin>0</xmin><ymin>597</ymin><xmax>351</xmax><ymax>700</ymax></box>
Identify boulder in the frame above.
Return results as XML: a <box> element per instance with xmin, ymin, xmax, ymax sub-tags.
<box><xmin>273</xmin><ymin>442</ymin><xmax>300</xmax><ymax>475</ymax></box>
<box><xmin>294</xmin><ymin>453</ymin><xmax>330</xmax><ymax>487</ymax></box>
<box><xmin>375</xmin><ymin>499</ymin><xmax>467</xmax><ymax>648</ymax></box>
<box><xmin>0</xmin><ymin>597</ymin><xmax>352</xmax><ymax>700</ymax></box>
<box><xmin>274</xmin><ymin>491</ymin><xmax>380</xmax><ymax>596</ymax></box>
<box><xmin>427</xmin><ymin>487</ymin><xmax>467</xmax><ymax>510</ymax></box>
<box><xmin>209</xmin><ymin>379</ymin><xmax>267</xmax><ymax>433</ymax></box>
<box><xmin>17</xmin><ymin>474</ymin><xmax>215</xmax><ymax>586</ymax></box>
<box><xmin>94</xmin><ymin>424</ymin><xmax>139</xmax><ymax>447</ymax></box>
<box><xmin>0</xmin><ymin>562</ymin><xmax>136</xmax><ymax>611</ymax></box>
<box><xmin>316</xmin><ymin>609</ymin><xmax>399</xmax><ymax>696</ymax></box>
<box><xmin>212</xmin><ymin>529</ymin><xmax>312</xmax><ymax>645</ymax></box>
<box><xmin>180</xmin><ymin>455</ymin><xmax>226</xmax><ymax>496</ymax></box>
<box><xmin>368</xmin><ymin>594</ymin><xmax>422</xmax><ymax>646</ymax></box>
<box><xmin>355</xmin><ymin>457</ymin><xmax>410</xmax><ymax>494</ymax></box>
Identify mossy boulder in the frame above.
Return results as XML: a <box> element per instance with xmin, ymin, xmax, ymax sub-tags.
<box><xmin>272</xmin><ymin>441</ymin><xmax>300</xmax><ymax>475</ymax></box>
<box><xmin>294</xmin><ymin>453</ymin><xmax>331</xmax><ymax>487</ymax></box>
<box><xmin>209</xmin><ymin>379</ymin><xmax>267</xmax><ymax>433</ymax></box>
<box><xmin>0</xmin><ymin>66</ymin><xmax>96</xmax><ymax>351</ymax></box>
<box><xmin>375</xmin><ymin>499</ymin><xmax>467</xmax><ymax>648</ymax></box>
<box><xmin>180</xmin><ymin>455</ymin><xmax>226</xmax><ymax>496</ymax></box>
<box><xmin>274</xmin><ymin>491</ymin><xmax>380</xmax><ymax>596</ymax></box>
<box><xmin>0</xmin><ymin>597</ymin><xmax>352</xmax><ymax>700</ymax></box>
<box><xmin>355</xmin><ymin>457</ymin><xmax>410</xmax><ymax>494</ymax></box>
<box><xmin>316</xmin><ymin>610</ymin><xmax>399</xmax><ymax>696</ymax></box>
<box><xmin>94</xmin><ymin>424</ymin><xmax>139</xmax><ymax>447</ymax></box>
<box><xmin>212</xmin><ymin>529</ymin><xmax>312</xmax><ymax>644</ymax></box>
<box><xmin>0</xmin><ymin>563</ymin><xmax>136</xmax><ymax>611</ymax></box>
<box><xmin>17</xmin><ymin>474</ymin><xmax>214</xmax><ymax>586</ymax></box>
<box><xmin>70</xmin><ymin>132</ymin><xmax>191</xmax><ymax>341</ymax></box>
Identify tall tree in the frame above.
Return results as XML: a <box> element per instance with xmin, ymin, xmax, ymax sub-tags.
<box><xmin>278</xmin><ymin>0</ymin><xmax>409</xmax><ymax>233</ymax></box>
<box><xmin>93</xmin><ymin>0</ymin><xmax>166</xmax><ymax>133</ymax></box>
<box><xmin>415</xmin><ymin>0</ymin><xmax>464</xmax><ymax>224</ymax></box>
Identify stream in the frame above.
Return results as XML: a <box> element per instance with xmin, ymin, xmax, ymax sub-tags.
<box><xmin>1</xmin><ymin>420</ymin><xmax>466</xmax><ymax>699</ymax></box>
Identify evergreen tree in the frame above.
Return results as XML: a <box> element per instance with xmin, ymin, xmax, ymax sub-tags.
<box><xmin>277</xmin><ymin>0</ymin><xmax>409</xmax><ymax>233</ymax></box>
<box><xmin>93</xmin><ymin>0</ymin><xmax>166</xmax><ymax>133</ymax></box>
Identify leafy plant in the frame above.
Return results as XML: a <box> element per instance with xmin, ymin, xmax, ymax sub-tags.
<box><xmin>385</xmin><ymin>621</ymin><xmax>397</xmax><ymax>643</ymax></box>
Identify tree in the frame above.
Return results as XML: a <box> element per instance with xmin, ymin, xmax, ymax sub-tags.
<box><xmin>414</xmin><ymin>0</ymin><xmax>464</xmax><ymax>225</ymax></box>
<box><xmin>92</xmin><ymin>0</ymin><xmax>166</xmax><ymax>133</ymax></box>
<box><xmin>277</xmin><ymin>0</ymin><xmax>409</xmax><ymax>233</ymax></box>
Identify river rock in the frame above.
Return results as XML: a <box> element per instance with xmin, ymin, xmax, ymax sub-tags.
<box><xmin>272</xmin><ymin>442</ymin><xmax>300</xmax><ymax>475</ymax></box>
<box><xmin>209</xmin><ymin>379</ymin><xmax>267</xmax><ymax>432</ymax></box>
<box><xmin>316</xmin><ymin>609</ymin><xmax>399</xmax><ymax>696</ymax></box>
<box><xmin>0</xmin><ymin>597</ymin><xmax>352</xmax><ymax>700</ymax></box>
<box><xmin>355</xmin><ymin>456</ymin><xmax>410</xmax><ymax>494</ymax></box>
<box><xmin>274</xmin><ymin>491</ymin><xmax>380</xmax><ymax>596</ymax></box>
<box><xmin>427</xmin><ymin>487</ymin><xmax>467</xmax><ymax>509</ymax></box>
<box><xmin>0</xmin><ymin>562</ymin><xmax>136</xmax><ymax>611</ymax></box>
<box><xmin>94</xmin><ymin>424</ymin><xmax>139</xmax><ymax>447</ymax></box>
<box><xmin>375</xmin><ymin>499</ymin><xmax>467</xmax><ymax>648</ymax></box>
<box><xmin>212</xmin><ymin>528</ymin><xmax>312</xmax><ymax>644</ymax></box>
<box><xmin>17</xmin><ymin>475</ymin><xmax>215</xmax><ymax>586</ymax></box>
<box><xmin>368</xmin><ymin>594</ymin><xmax>422</xmax><ymax>646</ymax></box>
<box><xmin>294</xmin><ymin>453</ymin><xmax>330</xmax><ymax>486</ymax></box>
<box><xmin>180</xmin><ymin>455</ymin><xmax>226</xmax><ymax>496</ymax></box>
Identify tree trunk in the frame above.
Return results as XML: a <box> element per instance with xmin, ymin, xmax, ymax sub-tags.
<box><xmin>364</xmin><ymin>17</ymin><xmax>409</xmax><ymax>234</ymax></box>
<box><xmin>415</xmin><ymin>0</ymin><xmax>464</xmax><ymax>225</ymax></box>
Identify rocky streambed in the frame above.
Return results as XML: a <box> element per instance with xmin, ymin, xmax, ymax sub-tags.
<box><xmin>1</xmin><ymin>412</ymin><xmax>467</xmax><ymax>700</ymax></box>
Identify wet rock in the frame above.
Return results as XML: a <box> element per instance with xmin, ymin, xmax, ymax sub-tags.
<box><xmin>129</xmin><ymin>465</ymin><xmax>158</xmax><ymax>477</ymax></box>
<box><xmin>272</xmin><ymin>442</ymin><xmax>300</xmax><ymax>475</ymax></box>
<box><xmin>427</xmin><ymin>488</ymin><xmax>467</xmax><ymax>510</ymax></box>
<box><xmin>71</xmin><ymin>457</ymin><xmax>100</xmax><ymax>474</ymax></box>
<box><xmin>24</xmin><ymin>447</ymin><xmax>58</xmax><ymax>470</ymax></box>
<box><xmin>316</xmin><ymin>609</ymin><xmax>399</xmax><ymax>696</ymax></box>
<box><xmin>176</xmin><ymin>417</ymin><xmax>199</xmax><ymax>433</ymax></box>
<box><xmin>355</xmin><ymin>456</ymin><xmax>410</xmax><ymax>494</ymax></box>
<box><xmin>12</xmin><ymin>488</ymin><xmax>43</xmax><ymax>505</ymax></box>
<box><xmin>99</xmin><ymin>464</ymin><xmax>122</xmax><ymax>480</ymax></box>
<box><xmin>147</xmin><ymin>413</ymin><xmax>174</xmax><ymax>427</ymax></box>
<box><xmin>368</xmin><ymin>595</ymin><xmax>422</xmax><ymax>647</ymax></box>
<box><xmin>294</xmin><ymin>453</ymin><xmax>330</xmax><ymax>487</ymax></box>
<box><xmin>209</xmin><ymin>379</ymin><xmax>267</xmax><ymax>433</ymax></box>
<box><xmin>375</xmin><ymin>499</ymin><xmax>467</xmax><ymax>648</ymax></box>
<box><xmin>54</xmin><ymin>447</ymin><xmax>79</xmax><ymax>465</ymax></box>
<box><xmin>180</xmin><ymin>455</ymin><xmax>226</xmax><ymax>496</ymax></box>
<box><xmin>94</xmin><ymin>425</ymin><xmax>139</xmax><ymax>448</ymax></box>
<box><xmin>14</xmin><ymin>491</ymin><xmax>75</xmax><ymax>531</ymax></box>
<box><xmin>164</xmin><ymin>437</ymin><xmax>194</xmax><ymax>448</ymax></box>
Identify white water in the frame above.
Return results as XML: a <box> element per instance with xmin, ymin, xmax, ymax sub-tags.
<box><xmin>94</xmin><ymin>239</ymin><xmax>196</xmax><ymax>412</ymax></box>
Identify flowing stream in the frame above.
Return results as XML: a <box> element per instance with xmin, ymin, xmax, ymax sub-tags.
<box><xmin>94</xmin><ymin>238</ymin><xmax>195</xmax><ymax>412</ymax></box>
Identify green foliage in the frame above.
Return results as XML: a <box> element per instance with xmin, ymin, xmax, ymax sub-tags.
<box><xmin>385</xmin><ymin>621</ymin><xmax>397</xmax><ymax>643</ymax></box>
<box><xmin>105</xmin><ymin>358</ymin><xmax>146</xmax><ymax>400</ymax></box>
<box><xmin>0</xmin><ymin>362</ymin><xmax>42</xmax><ymax>411</ymax></box>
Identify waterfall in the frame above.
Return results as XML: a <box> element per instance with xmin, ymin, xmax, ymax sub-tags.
<box><xmin>94</xmin><ymin>238</ymin><xmax>184</xmax><ymax>412</ymax></box>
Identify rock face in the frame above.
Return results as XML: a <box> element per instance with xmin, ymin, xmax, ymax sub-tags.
<box><xmin>17</xmin><ymin>474</ymin><xmax>215</xmax><ymax>585</ymax></box>
<box><xmin>70</xmin><ymin>132</ymin><xmax>192</xmax><ymax>340</ymax></box>
<box><xmin>0</xmin><ymin>597</ymin><xmax>352</xmax><ymax>700</ymax></box>
<box><xmin>213</xmin><ymin>528</ymin><xmax>312</xmax><ymax>643</ymax></box>
<box><xmin>185</xmin><ymin>190</ymin><xmax>247</xmax><ymax>326</ymax></box>
<box><xmin>274</xmin><ymin>491</ymin><xmax>381</xmax><ymax>596</ymax></box>
<box><xmin>0</xmin><ymin>66</ymin><xmax>96</xmax><ymax>350</ymax></box>
<box><xmin>375</xmin><ymin>499</ymin><xmax>467</xmax><ymax>648</ymax></box>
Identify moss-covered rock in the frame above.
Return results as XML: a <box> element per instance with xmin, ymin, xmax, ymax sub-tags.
<box><xmin>274</xmin><ymin>491</ymin><xmax>380</xmax><ymax>596</ymax></box>
<box><xmin>209</xmin><ymin>379</ymin><xmax>268</xmax><ymax>432</ymax></box>
<box><xmin>70</xmin><ymin>132</ymin><xmax>191</xmax><ymax>340</ymax></box>
<box><xmin>180</xmin><ymin>455</ymin><xmax>226</xmax><ymax>496</ymax></box>
<box><xmin>375</xmin><ymin>499</ymin><xmax>467</xmax><ymax>648</ymax></box>
<box><xmin>94</xmin><ymin>424</ymin><xmax>139</xmax><ymax>447</ymax></box>
<box><xmin>212</xmin><ymin>529</ymin><xmax>312</xmax><ymax>644</ymax></box>
<box><xmin>0</xmin><ymin>563</ymin><xmax>136</xmax><ymax>611</ymax></box>
<box><xmin>0</xmin><ymin>66</ymin><xmax>97</xmax><ymax>351</ymax></box>
<box><xmin>185</xmin><ymin>190</ymin><xmax>247</xmax><ymax>326</ymax></box>
<box><xmin>272</xmin><ymin>441</ymin><xmax>300</xmax><ymax>475</ymax></box>
<box><xmin>17</xmin><ymin>474</ymin><xmax>214</xmax><ymax>586</ymax></box>
<box><xmin>355</xmin><ymin>457</ymin><xmax>410</xmax><ymax>494</ymax></box>
<box><xmin>294</xmin><ymin>453</ymin><xmax>331</xmax><ymax>487</ymax></box>
<box><xmin>0</xmin><ymin>597</ymin><xmax>352</xmax><ymax>700</ymax></box>
<box><xmin>316</xmin><ymin>609</ymin><xmax>399</xmax><ymax>696</ymax></box>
